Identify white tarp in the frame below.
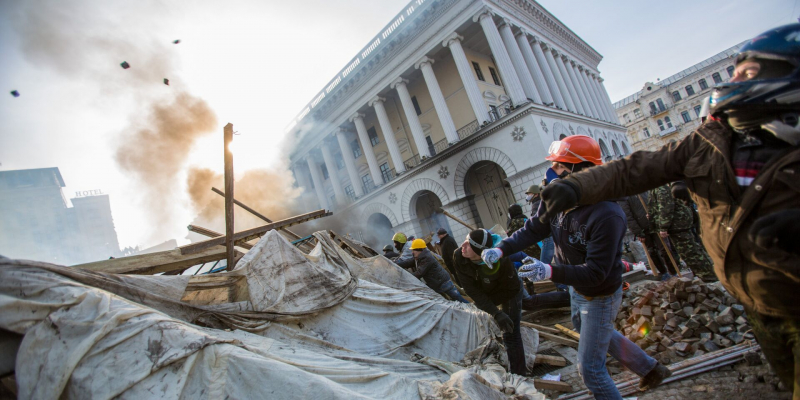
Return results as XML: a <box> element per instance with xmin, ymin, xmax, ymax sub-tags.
<box><xmin>0</xmin><ymin>230</ymin><xmax>544</xmax><ymax>399</ymax></box>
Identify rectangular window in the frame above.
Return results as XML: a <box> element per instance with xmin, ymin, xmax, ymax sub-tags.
<box><xmin>681</xmin><ymin>111</ymin><xmax>691</xmax><ymax>123</ymax></box>
<box><xmin>649</xmin><ymin>101</ymin><xmax>658</xmax><ymax>114</ymax></box>
<box><xmin>489</xmin><ymin>67</ymin><xmax>502</xmax><ymax>86</ymax></box>
<box><xmin>672</xmin><ymin>91</ymin><xmax>682</xmax><ymax>102</ymax></box>
<box><xmin>351</xmin><ymin>139</ymin><xmax>362</xmax><ymax>159</ymax></box>
<box><xmin>633</xmin><ymin>108</ymin><xmax>642</xmax><ymax>118</ymax></box>
<box><xmin>698</xmin><ymin>79</ymin><xmax>708</xmax><ymax>90</ymax></box>
<box><xmin>380</xmin><ymin>162</ymin><xmax>391</xmax><ymax>182</ymax></box>
<box><xmin>694</xmin><ymin>105</ymin><xmax>702</xmax><ymax>117</ymax></box>
<box><xmin>623</xmin><ymin>113</ymin><xmax>630</xmax><ymax>123</ymax></box>
<box><xmin>344</xmin><ymin>185</ymin><xmax>356</xmax><ymax>201</ymax></box>
<box><xmin>411</xmin><ymin>96</ymin><xmax>422</xmax><ymax>116</ymax></box>
<box><xmin>685</xmin><ymin>85</ymin><xmax>695</xmax><ymax>96</ymax></box>
<box><xmin>727</xmin><ymin>65</ymin><xmax>735</xmax><ymax>78</ymax></box>
<box><xmin>335</xmin><ymin>153</ymin><xmax>345</xmax><ymax>170</ymax></box>
<box><xmin>321</xmin><ymin>165</ymin><xmax>329</xmax><ymax>180</ymax></box>
<box><xmin>367</xmin><ymin>127</ymin><xmax>379</xmax><ymax>147</ymax></box>
<box><xmin>361</xmin><ymin>174</ymin><xmax>373</xmax><ymax>192</ymax></box>
<box><xmin>643</xmin><ymin>127</ymin><xmax>650</xmax><ymax>138</ymax></box>
<box><xmin>656</xmin><ymin>98</ymin><xmax>666</xmax><ymax>111</ymax></box>
<box><xmin>657</xmin><ymin>119</ymin><xmax>665</xmax><ymax>131</ymax></box>
<box><xmin>665</xmin><ymin>116</ymin><xmax>673</xmax><ymax>128</ymax></box>
<box><xmin>712</xmin><ymin>72</ymin><xmax>722</xmax><ymax>84</ymax></box>
<box><xmin>425</xmin><ymin>136</ymin><xmax>436</xmax><ymax>156</ymax></box>
<box><xmin>472</xmin><ymin>62</ymin><xmax>485</xmax><ymax>81</ymax></box>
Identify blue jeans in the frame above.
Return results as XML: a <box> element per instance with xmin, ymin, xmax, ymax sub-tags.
<box><xmin>438</xmin><ymin>280</ymin><xmax>470</xmax><ymax>303</ymax></box>
<box><xmin>508</xmin><ymin>251</ymin><xmax>529</xmax><ymax>264</ymax></box>
<box><xmin>501</xmin><ymin>285</ymin><xmax>526</xmax><ymax>375</ymax></box>
<box><xmin>570</xmin><ymin>286</ymin><xmax>657</xmax><ymax>400</ymax></box>
<box><xmin>540</xmin><ymin>237</ymin><xmax>554</xmax><ymax>264</ymax></box>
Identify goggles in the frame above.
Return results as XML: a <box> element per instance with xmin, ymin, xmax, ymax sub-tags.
<box><xmin>548</xmin><ymin>141</ymin><xmax>589</xmax><ymax>163</ymax></box>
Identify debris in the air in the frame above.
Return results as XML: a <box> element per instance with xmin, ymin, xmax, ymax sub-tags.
<box><xmin>163</xmin><ymin>78</ymin><xmax>170</xmax><ymax>86</ymax></box>
<box><xmin>120</xmin><ymin>61</ymin><xmax>130</xmax><ymax>69</ymax></box>
<box><xmin>10</xmin><ymin>90</ymin><xmax>20</xmax><ymax>97</ymax></box>
<box><xmin>173</xmin><ymin>39</ymin><xmax>180</xmax><ymax>44</ymax></box>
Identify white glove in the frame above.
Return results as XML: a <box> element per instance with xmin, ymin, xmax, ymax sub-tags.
<box><xmin>522</xmin><ymin>256</ymin><xmax>536</xmax><ymax>264</ymax></box>
<box><xmin>481</xmin><ymin>248</ymin><xmax>503</xmax><ymax>266</ymax></box>
<box><xmin>518</xmin><ymin>258</ymin><xmax>552</xmax><ymax>282</ymax></box>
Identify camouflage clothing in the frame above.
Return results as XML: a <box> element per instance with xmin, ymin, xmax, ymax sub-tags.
<box><xmin>507</xmin><ymin>215</ymin><xmax>541</xmax><ymax>260</ymax></box>
<box><xmin>669</xmin><ymin>230</ymin><xmax>715</xmax><ymax>281</ymax></box>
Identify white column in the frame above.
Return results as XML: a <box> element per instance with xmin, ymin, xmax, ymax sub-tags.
<box><xmin>586</xmin><ymin>71</ymin><xmax>612</xmax><ymax>122</ymax></box>
<box><xmin>443</xmin><ymin>33</ymin><xmax>489</xmax><ymax>124</ymax></box>
<box><xmin>570</xmin><ymin>60</ymin><xmax>600</xmax><ymax>119</ymax></box>
<box><xmin>351</xmin><ymin>112</ymin><xmax>384</xmax><ymax>186</ymax></box>
<box><xmin>542</xmin><ymin>42</ymin><xmax>577</xmax><ymax>113</ymax></box>
<box><xmin>596</xmin><ymin>77</ymin><xmax>622</xmax><ymax>124</ymax></box>
<box><xmin>370</xmin><ymin>97</ymin><xmax>406</xmax><ymax>174</ymax></box>
<box><xmin>553</xmin><ymin>49</ymin><xmax>586</xmax><ymax>116</ymax></box>
<box><xmin>473</xmin><ymin>9</ymin><xmax>526</xmax><ymax>105</ymax></box>
<box><xmin>335</xmin><ymin>128</ymin><xmax>364</xmax><ymax>197</ymax></box>
<box><xmin>415</xmin><ymin>56</ymin><xmax>460</xmax><ymax>144</ymax></box>
<box><xmin>320</xmin><ymin>143</ymin><xmax>346</xmax><ymax>205</ymax></box>
<box><xmin>498</xmin><ymin>20</ymin><xmax>541</xmax><ymax>104</ymax></box>
<box><xmin>391</xmin><ymin>77</ymin><xmax>431</xmax><ymax>158</ymax></box>
<box><xmin>306</xmin><ymin>156</ymin><xmax>329</xmax><ymax>210</ymax></box>
<box><xmin>293</xmin><ymin>164</ymin><xmax>315</xmax><ymax>209</ymax></box>
<box><xmin>559</xmin><ymin>53</ymin><xmax>592</xmax><ymax>117</ymax></box>
<box><xmin>515</xmin><ymin>30</ymin><xmax>553</xmax><ymax>106</ymax></box>
<box><xmin>578</xmin><ymin>65</ymin><xmax>608</xmax><ymax>121</ymax></box>
<box><xmin>530</xmin><ymin>36</ymin><xmax>566</xmax><ymax>110</ymax></box>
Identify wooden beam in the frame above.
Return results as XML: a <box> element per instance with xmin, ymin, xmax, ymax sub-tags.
<box><xmin>555</xmin><ymin>324</ymin><xmax>581</xmax><ymax>341</ymax></box>
<box><xmin>75</xmin><ymin>246</ymin><xmax>243</xmax><ymax>275</ymax></box>
<box><xmin>223</xmin><ymin>123</ymin><xmax>235</xmax><ymax>271</ymax></box>
<box><xmin>534</xmin><ymin>354</ymin><xmax>568</xmax><ymax>367</ymax></box>
<box><xmin>533</xmin><ymin>379</ymin><xmax>572</xmax><ymax>392</ymax></box>
<box><xmin>211</xmin><ymin>187</ymin><xmax>302</xmax><ymax>241</ymax></box>
<box><xmin>435</xmin><ymin>207</ymin><xmax>477</xmax><ymax>231</ymax></box>
<box><xmin>331</xmin><ymin>230</ymin><xmax>376</xmax><ymax>258</ymax></box>
<box><xmin>537</xmin><ymin>331</ymin><xmax>579</xmax><ymax>348</ymax></box>
<box><xmin>179</xmin><ymin>209</ymin><xmax>331</xmax><ymax>255</ymax></box>
<box><xmin>187</xmin><ymin>225</ymin><xmax>253</xmax><ymax>250</ymax></box>
<box><xmin>520</xmin><ymin>321</ymin><xmax>561</xmax><ymax>335</ymax></box>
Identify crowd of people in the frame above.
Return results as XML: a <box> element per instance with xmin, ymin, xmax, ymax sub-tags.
<box><xmin>378</xmin><ymin>24</ymin><xmax>799</xmax><ymax>399</ymax></box>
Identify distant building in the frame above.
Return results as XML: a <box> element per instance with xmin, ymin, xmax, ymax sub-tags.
<box><xmin>613</xmin><ymin>42</ymin><xmax>744</xmax><ymax>152</ymax></box>
<box><xmin>285</xmin><ymin>0</ymin><xmax>630</xmax><ymax>249</ymax></box>
<box><xmin>0</xmin><ymin>167</ymin><xmax>122</xmax><ymax>264</ymax></box>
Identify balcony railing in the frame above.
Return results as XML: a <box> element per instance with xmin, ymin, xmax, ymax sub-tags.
<box><xmin>433</xmin><ymin>138</ymin><xmax>449</xmax><ymax>155</ymax></box>
<box><xmin>457</xmin><ymin>119</ymin><xmax>480</xmax><ymax>140</ymax></box>
<box><xmin>404</xmin><ymin>154</ymin><xmax>421</xmax><ymax>170</ymax></box>
<box><xmin>381</xmin><ymin>168</ymin><xmax>397</xmax><ymax>184</ymax></box>
<box><xmin>649</xmin><ymin>104</ymin><xmax>671</xmax><ymax>117</ymax></box>
<box><xmin>658</xmin><ymin>125</ymin><xmax>679</xmax><ymax>137</ymax></box>
<box><xmin>489</xmin><ymin>100</ymin><xmax>514</xmax><ymax>123</ymax></box>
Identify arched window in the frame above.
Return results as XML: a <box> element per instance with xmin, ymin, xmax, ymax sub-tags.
<box><xmin>664</xmin><ymin>116</ymin><xmax>673</xmax><ymax>128</ymax></box>
<box><xmin>712</xmin><ymin>72</ymin><xmax>722</xmax><ymax>84</ymax></box>
<box><xmin>657</xmin><ymin>120</ymin><xmax>665</xmax><ymax>131</ymax></box>
<box><xmin>727</xmin><ymin>65</ymin><xmax>735</xmax><ymax>78</ymax></box>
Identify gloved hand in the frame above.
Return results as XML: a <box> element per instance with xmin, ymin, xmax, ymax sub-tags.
<box><xmin>522</xmin><ymin>256</ymin><xmax>536</xmax><ymax>264</ymax></box>
<box><xmin>518</xmin><ymin>258</ymin><xmax>552</xmax><ymax>281</ymax></box>
<box><xmin>481</xmin><ymin>248</ymin><xmax>503</xmax><ymax>266</ymax></box>
<box><xmin>494</xmin><ymin>311</ymin><xmax>514</xmax><ymax>334</ymax></box>
<box><xmin>538</xmin><ymin>179</ymin><xmax>581</xmax><ymax>223</ymax></box>
<box><xmin>748</xmin><ymin>209</ymin><xmax>800</xmax><ymax>255</ymax></box>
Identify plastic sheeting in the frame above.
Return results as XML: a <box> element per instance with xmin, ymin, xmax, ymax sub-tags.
<box><xmin>0</xmin><ymin>231</ymin><xmax>545</xmax><ymax>399</ymax></box>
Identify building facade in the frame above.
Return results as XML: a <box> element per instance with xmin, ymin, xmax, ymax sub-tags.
<box><xmin>0</xmin><ymin>168</ymin><xmax>122</xmax><ymax>264</ymax></box>
<box><xmin>613</xmin><ymin>42</ymin><xmax>744</xmax><ymax>152</ymax></box>
<box><xmin>286</xmin><ymin>0</ymin><xmax>631</xmax><ymax>249</ymax></box>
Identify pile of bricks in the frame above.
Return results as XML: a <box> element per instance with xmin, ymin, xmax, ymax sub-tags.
<box><xmin>615</xmin><ymin>277</ymin><xmax>754</xmax><ymax>365</ymax></box>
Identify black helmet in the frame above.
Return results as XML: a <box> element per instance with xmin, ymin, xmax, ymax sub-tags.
<box><xmin>709</xmin><ymin>23</ymin><xmax>800</xmax><ymax>145</ymax></box>
<box><xmin>383</xmin><ymin>245</ymin><xmax>393</xmax><ymax>252</ymax></box>
<box><xmin>508</xmin><ymin>203</ymin><xmax>523</xmax><ymax>217</ymax></box>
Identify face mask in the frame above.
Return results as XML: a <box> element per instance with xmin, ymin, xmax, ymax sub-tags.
<box><xmin>525</xmin><ymin>194</ymin><xmax>534</xmax><ymax>203</ymax></box>
<box><xmin>545</xmin><ymin>168</ymin><xmax>559</xmax><ymax>184</ymax></box>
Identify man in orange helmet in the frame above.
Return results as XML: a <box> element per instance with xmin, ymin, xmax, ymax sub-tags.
<box><xmin>481</xmin><ymin>135</ymin><xmax>671</xmax><ymax>397</ymax></box>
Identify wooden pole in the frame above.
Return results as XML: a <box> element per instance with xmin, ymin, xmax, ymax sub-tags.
<box><xmin>636</xmin><ymin>194</ymin><xmax>670</xmax><ymax>277</ymax></box>
<box><xmin>211</xmin><ymin>187</ymin><xmax>302</xmax><ymax>240</ymax></box>
<box><xmin>435</xmin><ymin>207</ymin><xmax>477</xmax><ymax>231</ymax></box>
<box><xmin>187</xmin><ymin>224</ymin><xmax>253</xmax><ymax>250</ymax></box>
<box><xmin>224</xmin><ymin>123</ymin><xmax>235</xmax><ymax>271</ymax></box>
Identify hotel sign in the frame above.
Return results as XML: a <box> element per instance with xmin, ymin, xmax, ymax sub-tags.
<box><xmin>75</xmin><ymin>189</ymin><xmax>103</xmax><ymax>197</ymax></box>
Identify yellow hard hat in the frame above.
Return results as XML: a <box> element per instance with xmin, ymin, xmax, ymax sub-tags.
<box><xmin>392</xmin><ymin>232</ymin><xmax>407</xmax><ymax>244</ymax></box>
<box><xmin>410</xmin><ymin>239</ymin><xmax>427</xmax><ymax>250</ymax></box>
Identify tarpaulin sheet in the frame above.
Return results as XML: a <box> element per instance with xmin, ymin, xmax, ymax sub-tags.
<box><xmin>0</xmin><ymin>231</ymin><xmax>544</xmax><ymax>399</ymax></box>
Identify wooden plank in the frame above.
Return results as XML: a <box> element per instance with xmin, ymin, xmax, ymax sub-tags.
<box><xmin>211</xmin><ymin>186</ymin><xmax>302</xmax><ymax>241</ymax></box>
<box><xmin>75</xmin><ymin>246</ymin><xmax>242</xmax><ymax>275</ymax></box>
<box><xmin>436</xmin><ymin>207</ymin><xmax>477</xmax><ymax>231</ymax></box>
<box><xmin>533</xmin><ymin>280</ymin><xmax>556</xmax><ymax>293</ymax></box>
<box><xmin>534</xmin><ymin>354</ymin><xmax>568</xmax><ymax>367</ymax></box>
<box><xmin>555</xmin><ymin>324</ymin><xmax>581</xmax><ymax>341</ymax></box>
<box><xmin>520</xmin><ymin>321</ymin><xmax>562</xmax><ymax>335</ymax></box>
<box><xmin>187</xmin><ymin>225</ymin><xmax>253</xmax><ymax>250</ymax></box>
<box><xmin>533</xmin><ymin>378</ymin><xmax>572</xmax><ymax>392</ymax></box>
<box><xmin>537</xmin><ymin>331</ymin><xmax>579</xmax><ymax>348</ymax></box>
<box><xmin>223</xmin><ymin>123</ymin><xmax>235</xmax><ymax>271</ymax></box>
<box><xmin>332</xmin><ymin>230</ymin><xmax>375</xmax><ymax>258</ymax></box>
<box><xmin>179</xmin><ymin>209</ymin><xmax>331</xmax><ymax>255</ymax></box>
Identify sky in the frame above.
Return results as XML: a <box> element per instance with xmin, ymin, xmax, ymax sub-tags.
<box><xmin>0</xmin><ymin>0</ymin><xmax>797</xmax><ymax>250</ymax></box>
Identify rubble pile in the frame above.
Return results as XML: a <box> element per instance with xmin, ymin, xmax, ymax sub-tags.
<box><xmin>615</xmin><ymin>277</ymin><xmax>754</xmax><ymax>365</ymax></box>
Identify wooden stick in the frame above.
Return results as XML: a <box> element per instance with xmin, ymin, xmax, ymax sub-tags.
<box><xmin>187</xmin><ymin>225</ymin><xmax>253</xmax><ymax>250</ymax></box>
<box><xmin>75</xmin><ymin>246</ymin><xmax>243</xmax><ymax>275</ymax></box>
<box><xmin>658</xmin><ymin>234</ymin><xmax>682</xmax><ymax>277</ymax></box>
<box><xmin>520</xmin><ymin>321</ymin><xmax>561</xmax><ymax>335</ymax></box>
<box><xmin>435</xmin><ymin>207</ymin><xmax>477</xmax><ymax>230</ymax></box>
<box><xmin>211</xmin><ymin>187</ymin><xmax>302</xmax><ymax>241</ymax></box>
<box><xmin>635</xmin><ymin>194</ymin><xmax>668</xmax><ymax>277</ymax></box>
<box><xmin>331</xmin><ymin>230</ymin><xmax>376</xmax><ymax>258</ymax></box>
<box><xmin>554</xmin><ymin>324</ymin><xmax>581</xmax><ymax>341</ymax></box>
<box><xmin>537</xmin><ymin>331</ymin><xmax>579</xmax><ymax>348</ymax></box>
<box><xmin>179</xmin><ymin>210</ymin><xmax>330</xmax><ymax>255</ymax></box>
<box><xmin>533</xmin><ymin>378</ymin><xmax>572</xmax><ymax>392</ymax></box>
<box><xmin>223</xmin><ymin>123</ymin><xmax>235</xmax><ymax>271</ymax></box>
<box><xmin>534</xmin><ymin>354</ymin><xmax>568</xmax><ymax>367</ymax></box>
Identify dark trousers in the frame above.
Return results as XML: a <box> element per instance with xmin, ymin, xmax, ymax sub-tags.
<box><xmin>643</xmin><ymin>232</ymin><xmax>679</xmax><ymax>275</ymax></box>
<box><xmin>522</xmin><ymin>290</ymin><xmax>571</xmax><ymax>311</ymax></box>
<box><xmin>747</xmin><ymin>310</ymin><xmax>800</xmax><ymax>399</ymax></box>
<box><xmin>500</xmin><ymin>287</ymin><xmax>526</xmax><ymax>376</ymax></box>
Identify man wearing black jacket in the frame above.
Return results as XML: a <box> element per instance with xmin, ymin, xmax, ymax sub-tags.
<box><xmin>396</xmin><ymin>239</ymin><xmax>468</xmax><ymax>303</ymax></box>
<box><xmin>436</xmin><ymin>228</ymin><xmax>460</xmax><ymax>285</ymax></box>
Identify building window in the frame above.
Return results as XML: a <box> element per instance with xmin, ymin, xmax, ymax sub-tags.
<box><xmin>698</xmin><ymin>79</ymin><xmax>708</xmax><ymax>90</ymax></box>
<box><xmin>643</xmin><ymin>127</ymin><xmax>650</xmax><ymax>138</ymax></box>
<box><xmin>727</xmin><ymin>65</ymin><xmax>735</xmax><ymax>78</ymax></box>
<box><xmin>344</xmin><ymin>185</ymin><xmax>356</xmax><ymax>201</ymax></box>
<box><xmin>623</xmin><ymin>113</ymin><xmax>631</xmax><ymax>123</ymax></box>
<box><xmin>665</xmin><ymin>116</ymin><xmax>673</xmax><ymax>128</ymax></box>
<box><xmin>411</xmin><ymin>96</ymin><xmax>422</xmax><ymax>116</ymax></box>
<box><xmin>425</xmin><ymin>136</ymin><xmax>436</xmax><ymax>156</ymax></box>
<box><xmin>712</xmin><ymin>72</ymin><xmax>722</xmax><ymax>84</ymax></box>
<box><xmin>380</xmin><ymin>162</ymin><xmax>391</xmax><ymax>182</ymax></box>
<box><xmin>321</xmin><ymin>165</ymin><xmax>329</xmax><ymax>180</ymax></box>
<box><xmin>488</xmin><ymin>67</ymin><xmax>502</xmax><ymax>86</ymax></box>
<box><xmin>633</xmin><ymin>108</ymin><xmax>642</xmax><ymax>119</ymax></box>
<box><xmin>694</xmin><ymin>105</ymin><xmax>702</xmax><ymax>117</ymax></box>
<box><xmin>649</xmin><ymin>101</ymin><xmax>658</xmax><ymax>114</ymax></box>
<box><xmin>351</xmin><ymin>139</ymin><xmax>362</xmax><ymax>159</ymax></box>
<box><xmin>656</xmin><ymin>98</ymin><xmax>666</xmax><ymax>111</ymax></box>
<box><xmin>335</xmin><ymin>153</ymin><xmax>345</xmax><ymax>170</ymax></box>
<box><xmin>672</xmin><ymin>91</ymin><xmax>681</xmax><ymax>102</ymax></box>
<box><xmin>685</xmin><ymin>85</ymin><xmax>695</xmax><ymax>96</ymax></box>
<box><xmin>367</xmin><ymin>127</ymin><xmax>380</xmax><ymax>147</ymax></box>
<box><xmin>681</xmin><ymin>111</ymin><xmax>691</xmax><ymax>123</ymax></box>
<box><xmin>657</xmin><ymin>119</ymin><xmax>665</xmax><ymax>131</ymax></box>
<box><xmin>472</xmin><ymin>62</ymin><xmax>485</xmax><ymax>81</ymax></box>
<box><xmin>361</xmin><ymin>174</ymin><xmax>374</xmax><ymax>192</ymax></box>
<box><xmin>489</xmin><ymin>105</ymin><xmax>499</xmax><ymax>121</ymax></box>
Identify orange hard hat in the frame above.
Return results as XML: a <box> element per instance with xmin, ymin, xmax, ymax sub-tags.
<box><xmin>545</xmin><ymin>135</ymin><xmax>603</xmax><ymax>165</ymax></box>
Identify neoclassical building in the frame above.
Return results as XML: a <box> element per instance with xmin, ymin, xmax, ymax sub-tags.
<box><xmin>286</xmin><ymin>0</ymin><xmax>631</xmax><ymax>248</ymax></box>
<box><xmin>613</xmin><ymin>42</ymin><xmax>744</xmax><ymax>152</ymax></box>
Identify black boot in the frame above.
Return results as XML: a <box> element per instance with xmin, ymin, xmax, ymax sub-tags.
<box><xmin>639</xmin><ymin>363</ymin><xmax>672</xmax><ymax>391</ymax></box>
